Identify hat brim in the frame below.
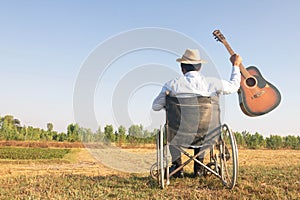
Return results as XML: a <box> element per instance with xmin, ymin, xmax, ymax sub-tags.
<box><xmin>176</xmin><ymin>58</ymin><xmax>207</xmax><ymax>64</ymax></box>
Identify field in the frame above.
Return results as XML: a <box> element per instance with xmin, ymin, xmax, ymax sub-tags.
<box><xmin>0</xmin><ymin>144</ymin><xmax>299</xmax><ymax>200</ymax></box>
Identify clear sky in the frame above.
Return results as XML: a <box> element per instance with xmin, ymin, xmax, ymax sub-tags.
<box><xmin>0</xmin><ymin>0</ymin><xmax>299</xmax><ymax>136</ymax></box>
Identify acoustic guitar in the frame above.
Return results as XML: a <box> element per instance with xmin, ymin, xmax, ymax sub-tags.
<box><xmin>213</xmin><ymin>30</ymin><xmax>281</xmax><ymax>117</ymax></box>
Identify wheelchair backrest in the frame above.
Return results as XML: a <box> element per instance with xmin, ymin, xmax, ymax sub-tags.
<box><xmin>166</xmin><ymin>94</ymin><xmax>221</xmax><ymax>147</ymax></box>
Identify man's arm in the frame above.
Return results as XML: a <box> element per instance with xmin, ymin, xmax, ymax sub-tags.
<box><xmin>219</xmin><ymin>54</ymin><xmax>242</xmax><ymax>94</ymax></box>
<box><xmin>152</xmin><ymin>88</ymin><xmax>167</xmax><ymax>111</ymax></box>
<box><xmin>220</xmin><ymin>65</ymin><xmax>241</xmax><ymax>94</ymax></box>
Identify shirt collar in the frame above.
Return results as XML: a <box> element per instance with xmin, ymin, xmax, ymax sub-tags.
<box><xmin>184</xmin><ymin>71</ymin><xmax>200</xmax><ymax>77</ymax></box>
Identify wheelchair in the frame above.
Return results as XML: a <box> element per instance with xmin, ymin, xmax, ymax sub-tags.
<box><xmin>150</xmin><ymin>94</ymin><xmax>238</xmax><ymax>189</ymax></box>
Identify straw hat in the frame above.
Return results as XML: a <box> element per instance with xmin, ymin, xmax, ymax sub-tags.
<box><xmin>176</xmin><ymin>49</ymin><xmax>207</xmax><ymax>64</ymax></box>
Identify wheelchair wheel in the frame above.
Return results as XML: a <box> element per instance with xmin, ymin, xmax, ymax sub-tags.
<box><xmin>157</xmin><ymin>126</ymin><xmax>165</xmax><ymax>188</ymax></box>
<box><xmin>220</xmin><ymin>124</ymin><xmax>238</xmax><ymax>189</ymax></box>
<box><xmin>150</xmin><ymin>125</ymin><xmax>168</xmax><ymax>189</ymax></box>
<box><xmin>150</xmin><ymin>163</ymin><xmax>159</xmax><ymax>179</ymax></box>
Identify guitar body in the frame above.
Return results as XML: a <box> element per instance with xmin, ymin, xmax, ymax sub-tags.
<box><xmin>238</xmin><ymin>66</ymin><xmax>281</xmax><ymax>116</ymax></box>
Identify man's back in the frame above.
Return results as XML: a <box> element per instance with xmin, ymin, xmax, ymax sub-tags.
<box><xmin>152</xmin><ymin>62</ymin><xmax>241</xmax><ymax>111</ymax></box>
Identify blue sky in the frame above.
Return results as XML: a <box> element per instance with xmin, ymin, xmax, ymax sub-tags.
<box><xmin>0</xmin><ymin>1</ymin><xmax>299</xmax><ymax>136</ymax></box>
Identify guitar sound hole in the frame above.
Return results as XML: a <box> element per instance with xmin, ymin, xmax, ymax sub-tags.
<box><xmin>245</xmin><ymin>77</ymin><xmax>256</xmax><ymax>87</ymax></box>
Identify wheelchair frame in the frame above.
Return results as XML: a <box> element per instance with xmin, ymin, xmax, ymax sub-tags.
<box><xmin>150</xmin><ymin>123</ymin><xmax>238</xmax><ymax>189</ymax></box>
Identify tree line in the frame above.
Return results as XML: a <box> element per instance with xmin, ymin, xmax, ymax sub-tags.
<box><xmin>0</xmin><ymin>115</ymin><xmax>299</xmax><ymax>149</ymax></box>
<box><xmin>234</xmin><ymin>131</ymin><xmax>300</xmax><ymax>150</ymax></box>
<box><xmin>0</xmin><ymin>115</ymin><xmax>157</xmax><ymax>145</ymax></box>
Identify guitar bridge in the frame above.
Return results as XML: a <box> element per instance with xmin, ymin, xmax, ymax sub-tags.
<box><xmin>252</xmin><ymin>90</ymin><xmax>265</xmax><ymax>99</ymax></box>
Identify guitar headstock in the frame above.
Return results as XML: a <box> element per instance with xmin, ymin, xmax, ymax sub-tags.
<box><xmin>213</xmin><ymin>30</ymin><xmax>226</xmax><ymax>43</ymax></box>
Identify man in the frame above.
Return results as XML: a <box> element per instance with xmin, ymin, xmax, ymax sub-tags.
<box><xmin>152</xmin><ymin>49</ymin><xmax>242</xmax><ymax>178</ymax></box>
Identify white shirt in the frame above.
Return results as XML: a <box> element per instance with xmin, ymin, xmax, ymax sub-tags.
<box><xmin>152</xmin><ymin>66</ymin><xmax>241</xmax><ymax>111</ymax></box>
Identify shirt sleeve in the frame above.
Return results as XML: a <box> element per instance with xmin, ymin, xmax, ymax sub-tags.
<box><xmin>152</xmin><ymin>87</ymin><xmax>167</xmax><ymax>111</ymax></box>
<box><xmin>209</xmin><ymin>66</ymin><xmax>240</xmax><ymax>95</ymax></box>
<box><xmin>219</xmin><ymin>66</ymin><xmax>241</xmax><ymax>94</ymax></box>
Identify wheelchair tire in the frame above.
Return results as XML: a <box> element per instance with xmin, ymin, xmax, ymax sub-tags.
<box><xmin>158</xmin><ymin>125</ymin><xmax>165</xmax><ymax>189</ymax></box>
<box><xmin>150</xmin><ymin>163</ymin><xmax>159</xmax><ymax>179</ymax></box>
<box><xmin>220</xmin><ymin>124</ymin><xmax>238</xmax><ymax>189</ymax></box>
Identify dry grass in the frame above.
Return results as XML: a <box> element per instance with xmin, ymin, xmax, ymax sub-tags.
<box><xmin>0</xmin><ymin>147</ymin><xmax>299</xmax><ymax>199</ymax></box>
<box><xmin>0</xmin><ymin>148</ymin><xmax>121</xmax><ymax>178</ymax></box>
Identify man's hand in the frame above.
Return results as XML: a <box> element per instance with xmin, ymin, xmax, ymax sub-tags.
<box><xmin>230</xmin><ymin>54</ymin><xmax>242</xmax><ymax>66</ymax></box>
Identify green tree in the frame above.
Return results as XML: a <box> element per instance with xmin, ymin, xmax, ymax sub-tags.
<box><xmin>67</xmin><ymin>123</ymin><xmax>80</xmax><ymax>142</ymax></box>
<box><xmin>80</xmin><ymin>127</ymin><xmax>93</xmax><ymax>142</ymax></box>
<box><xmin>118</xmin><ymin>125</ymin><xmax>127</xmax><ymax>145</ymax></box>
<box><xmin>128</xmin><ymin>124</ymin><xmax>143</xmax><ymax>138</ymax></box>
<box><xmin>47</xmin><ymin>123</ymin><xmax>54</xmax><ymax>132</ymax></box>
<box><xmin>284</xmin><ymin>135</ymin><xmax>299</xmax><ymax>149</ymax></box>
<box><xmin>26</xmin><ymin>127</ymin><xmax>42</xmax><ymax>141</ymax></box>
<box><xmin>266</xmin><ymin>135</ymin><xmax>283</xmax><ymax>149</ymax></box>
<box><xmin>143</xmin><ymin>129</ymin><xmax>151</xmax><ymax>138</ymax></box>
<box><xmin>40</xmin><ymin>129</ymin><xmax>47</xmax><ymax>141</ymax></box>
<box><xmin>243</xmin><ymin>132</ymin><xmax>265</xmax><ymax>149</ymax></box>
<box><xmin>234</xmin><ymin>131</ymin><xmax>245</xmax><ymax>147</ymax></box>
<box><xmin>94</xmin><ymin>126</ymin><xmax>104</xmax><ymax>142</ymax></box>
<box><xmin>0</xmin><ymin>115</ymin><xmax>20</xmax><ymax>140</ymax></box>
<box><xmin>52</xmin><ymin>131</ymin><xmax>58</xmax><ymax>141</ymax></box>
<box><xmin>104</xmin><ymin>125</ymin><xmax>114</xmax><ymax>143</ymax></box>
<box><xmin>58</xmin><ymin>132</ymin><xmax>67</xmax><ymax>142</ymax></box>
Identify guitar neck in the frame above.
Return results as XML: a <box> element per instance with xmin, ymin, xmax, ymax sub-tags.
<box><xmin>222</xmin><ymin>40</ymin><xmax>250</xmax><ymax>79</ymax></box>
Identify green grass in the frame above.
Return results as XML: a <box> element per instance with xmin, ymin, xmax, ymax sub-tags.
<box><xmin>0</xmin><ymin>165</ymin><xmax>299</xmax><ymax>200</ymax></box>
<box><xmin>0</xmin><ymin>147</ymin><xmax>70</xmax><ymax>160</ymax></box>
